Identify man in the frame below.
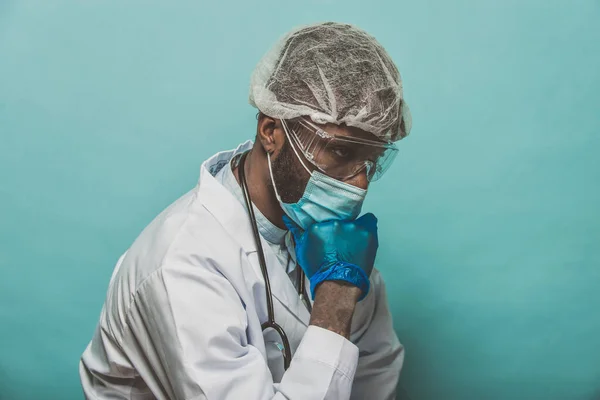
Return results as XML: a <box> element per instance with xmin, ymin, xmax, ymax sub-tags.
<box><xmin>80</xmin><ymin>22</ymin><xmax>412</xmax><ymax>399</ymax></box>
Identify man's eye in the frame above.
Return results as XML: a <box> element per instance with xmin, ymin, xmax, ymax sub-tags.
<box><xmin>331</xmin><ymin>146</ymin><xmax>352</xmax><ymax>159</ymax></box>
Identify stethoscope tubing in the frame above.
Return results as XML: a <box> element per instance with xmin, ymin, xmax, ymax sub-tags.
<box><xmin>238</xmin><ymin>151</ymin><xmax>297</xmax><ymax>370</ymax></box>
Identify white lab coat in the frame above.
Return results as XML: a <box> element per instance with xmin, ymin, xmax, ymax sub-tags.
<box><xmin>80</xmin><ymin>141</ymin><xmax>404</xmax><ymax>400</ymax></box>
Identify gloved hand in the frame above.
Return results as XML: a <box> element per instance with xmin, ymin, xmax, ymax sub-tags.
<box><xmin>283</xmin><ymin>213</ymin><xmax>379</xmax><ymax>301</ymax></box>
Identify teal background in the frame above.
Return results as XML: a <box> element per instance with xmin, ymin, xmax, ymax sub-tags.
<box><xmin>1</xmin><ymin>1</ymin><xmax>599</xmax><ymax>399</ymax></box>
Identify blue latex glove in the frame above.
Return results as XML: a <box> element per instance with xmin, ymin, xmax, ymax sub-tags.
<box><xmin>283</xmin><ymin>213</ymin><xmax>379</xmax><ymax>301</ymax></box>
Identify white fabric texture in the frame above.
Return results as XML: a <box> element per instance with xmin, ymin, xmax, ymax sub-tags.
<box><xmin>249</xmin><ymin>22</ymin><xmax>412</xmax><ymax>142</ymax></box>
<box><xmin>79</xmin><ymin>142</ymin><xmax>404</xmax><ymax>399</ymax></box>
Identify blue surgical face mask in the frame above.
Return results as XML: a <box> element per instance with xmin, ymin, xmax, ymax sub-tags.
<box><xmin>267</xmin><ymin>151</ymin><xmax>367</xmax><ymax>230</ymax></box>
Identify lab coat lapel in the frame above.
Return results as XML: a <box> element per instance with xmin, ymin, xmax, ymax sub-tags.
<box><xmin>260</xmin><ymin>239</ymin><xmax>311</xmax><ymax>327</ymax></box>
<box><xmin>197</xmin><ymin>143</ymin><xmax>309</xmax><ymax>326</ymax></box>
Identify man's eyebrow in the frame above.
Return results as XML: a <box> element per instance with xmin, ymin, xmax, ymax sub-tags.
<box><xmin>356</xmin><ymin>132</ymin><xmax>384</xmax><ymax>141</ymax></box>
<box><xmin>344</xmin><ymin>126</ymin><xmax>386</xmax><ymax>142</ymax></box>
<box><xmin>305</xmin><ymin>119</ymin><xmax>385</xmax><ymax>142</ymax></box>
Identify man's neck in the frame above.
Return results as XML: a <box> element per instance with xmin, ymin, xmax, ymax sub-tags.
<box><xmin>232</xmin><ymin>146</ymin><xmax>287</xmax><ymax>230</ymax></box>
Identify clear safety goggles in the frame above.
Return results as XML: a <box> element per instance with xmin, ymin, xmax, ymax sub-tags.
<box><xmin>281</xmin><ymin>118</ymin><xmax>399</xmax><ymax>182</ymax></box>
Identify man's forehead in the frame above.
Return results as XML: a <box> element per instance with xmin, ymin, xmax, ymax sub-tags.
<box><xmin>319</xmin><ymin>122</ymin><xmax>383</xmax><ymax>142</ymax></box>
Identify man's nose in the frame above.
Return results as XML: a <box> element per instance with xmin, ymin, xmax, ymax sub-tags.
<box><xmin>344</xmin><ymin>169</ymin><xmax>369</xmax><ymax>191</ymax></box>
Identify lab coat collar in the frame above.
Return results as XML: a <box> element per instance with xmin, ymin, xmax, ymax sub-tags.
<box><xmin>196</xmin><ymin>141</ymin><xmax>309</xmax><ymax>324</ymax></box>
<box><xmin>197</xmin><ymin>140</ymin><xmax>258</xmax><ymax>253</ymax></box>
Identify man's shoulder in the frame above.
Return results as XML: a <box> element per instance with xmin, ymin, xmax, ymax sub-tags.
<box><xmin>101</xmin><ymin>185</ymin><xmax>244</xmax><ymax>332</ymax></box>
<box><xmin>122</xmin><ymin>187</ymin><xmax>229</xmax><ymax>280</ymax></box>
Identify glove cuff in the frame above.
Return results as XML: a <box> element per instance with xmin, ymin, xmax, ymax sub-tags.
<box><xmin>309</xmin><ymin>261</ymin><xmax>371</xmax><ymax>301</ymax></box>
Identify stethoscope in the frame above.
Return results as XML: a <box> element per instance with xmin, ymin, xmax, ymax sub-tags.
<box><xmin>237</xmin><ymin>150</ymin><xmax>312</xmax><ymax>371</ymax></box>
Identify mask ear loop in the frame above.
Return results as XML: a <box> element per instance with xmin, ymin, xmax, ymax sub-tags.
<box><xmin>280</xmin><ymin>119</ymin><xmax>312</xmax><ymax>176</ymax></box>
<box><xmin>267</xmin><ymin>153</ymin><xmax>284</xmax><ymax>204</ymax></box>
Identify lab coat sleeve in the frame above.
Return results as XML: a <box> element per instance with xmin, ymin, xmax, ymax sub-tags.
<box><xmin>349</xmin><ymin>269</ymin><xmax>405</xmax><ymax>400</ymax></box>
<box><xmin>121</xmin><ymin>260</ymin><xmax>359</xmax><ymax>400</ymax></box>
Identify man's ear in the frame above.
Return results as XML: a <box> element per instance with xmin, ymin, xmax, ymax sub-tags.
<box><xmin>256</xmin><ymin>114</ymin><xmax>285</xmax><ymax>155</ymax></box>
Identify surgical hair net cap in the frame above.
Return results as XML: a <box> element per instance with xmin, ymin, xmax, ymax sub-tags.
<box><xmin>249</xmin><ymin>22</ymin><xmax>412</xmax><ymax>142</ymax></box>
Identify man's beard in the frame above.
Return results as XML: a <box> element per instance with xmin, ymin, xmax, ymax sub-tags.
<box><xmin>271</xmin><ymin>139</ymin><xmax>309</xmax><ymax>204</ymax></box>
